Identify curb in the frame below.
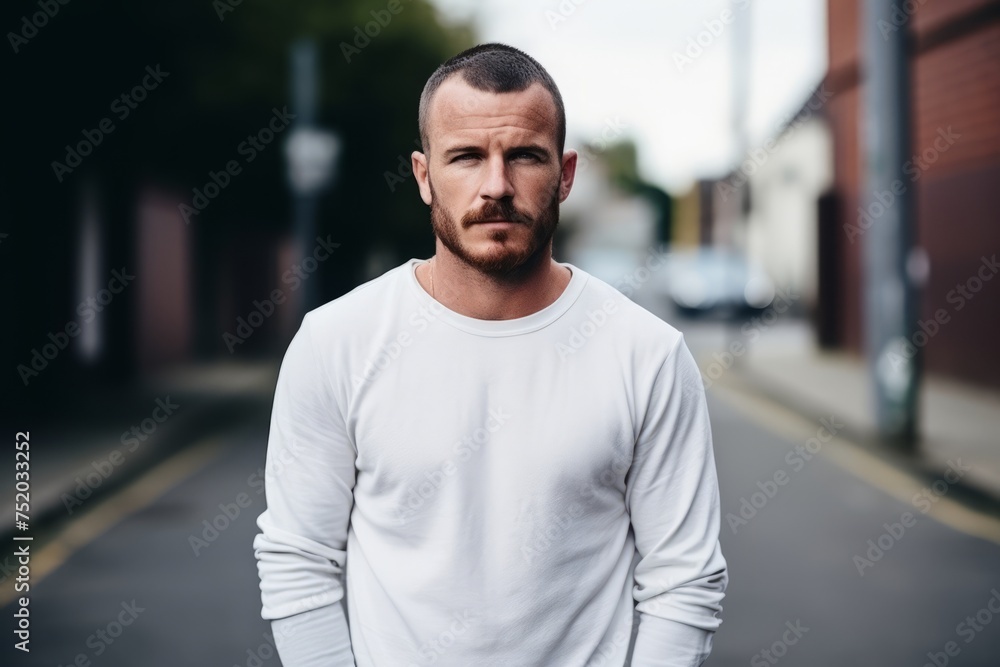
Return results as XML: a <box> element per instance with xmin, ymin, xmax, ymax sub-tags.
<box><xmin>721</xmin><ymin>363</ymin><xmax>1000</xmax><ymax>518</ymax></box>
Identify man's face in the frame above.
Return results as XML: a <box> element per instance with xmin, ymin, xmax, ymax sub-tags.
<box><xmin>412</xmin><ymin>76</ymin><xmax>577</xmax><ymax>278</ymax></box>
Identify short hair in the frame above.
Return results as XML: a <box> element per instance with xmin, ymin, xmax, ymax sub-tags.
<box><xmin>418</xmin><ymin>43</ymin><xmax>566</xmax><ymax>156</ymax></box>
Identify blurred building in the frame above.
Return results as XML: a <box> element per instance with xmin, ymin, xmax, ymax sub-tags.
<box><xmin>560</xmin><ymin>151</ymin><xmax>659</xmax><ymax>258</ymax></box>
<box><xmin>558</xmin><ymin>140</ymin><xmax>665</xmax><ymax>293</ymax></box>
<box><xmin>823</xmin><ymin>0</ymin><xmax>1000</xmax><ymax>389</ymax></box>
<box><xmin>669</xmin><ymin>90</ymin><xmax>835</xmax><ymax>317</ymax></box>
<box><xmin>670</xmin><ymin>179</ymin><xmax>746</xmax><ymax>251</ymax></box>
<box><xmin>743</xmin><ymin>99</ymin><xmax>834</xmax><ymax>316</ymax></box>
<box><xmin>556</xmin><ymin>155</ymin><xmax>655</xmax><ymax>299</ymax></box>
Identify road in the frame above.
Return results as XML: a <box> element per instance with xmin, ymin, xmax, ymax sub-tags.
<box><xmin>1</xmin><ymin>417</ymin><xmax>275</xmax><ymax>667</ymax></box>
<box><xmin>4</xmin><ymin>316</ymin><xmax>1000</xmax><ymax>666</ymax></box>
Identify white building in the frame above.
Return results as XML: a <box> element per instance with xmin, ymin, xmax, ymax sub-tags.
<box><xmin>740</xmin><ymin>100</ymin><xmax>834</xmax><ymax>310</ymax></box>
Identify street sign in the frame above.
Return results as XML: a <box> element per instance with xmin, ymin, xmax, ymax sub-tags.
<box><xmin>284</xmin><ymin>127</ymin><xmax>340</xmax><ymax>196</ymax></box>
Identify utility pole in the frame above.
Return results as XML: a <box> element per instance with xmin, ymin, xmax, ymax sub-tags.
<box><xmin>286</xmin><ymin>39</ymin><xmax>340</xmax><ymax>323</ymax></box>
<box><xmin>730</xmin><ymin>0</ymin><xmax>751</xmax><ymax>249</ymax></box>
<box><xmin>860</xmin><ymin>0</ymin><xmax>920</xmax><ymax>445</ymax></box>
<box><xmin>727</xmin><ymin>0</ymin><xmax>751</xmax><ymax>341</ymax></box>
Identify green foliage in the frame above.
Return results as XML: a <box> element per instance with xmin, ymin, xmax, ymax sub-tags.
<box><xmin>596</xmin><ymin>139</ymin><xmax>674</xmax><ymax>243</ymax></box>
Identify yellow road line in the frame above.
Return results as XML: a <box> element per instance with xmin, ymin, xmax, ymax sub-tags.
<box><xmin>1</xmin><ymin>438</ymin><xmax>229</xmax><ymax>607</ymax></box>
<box><xmin>711</xmin><ymin>381</ymin><xmax>1000</xmax><ymax>546</ymax></box>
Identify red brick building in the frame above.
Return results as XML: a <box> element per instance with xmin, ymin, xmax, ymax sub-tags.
<box><xmin>823</xmin><ymin>0</ymin><xmax>1000</xmax><ymax>388</ymax></box>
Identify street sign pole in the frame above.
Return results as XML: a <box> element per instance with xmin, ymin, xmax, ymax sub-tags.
<box><xmin>291</xmin><ymin>39</ymin><xmax>318</xmax><ymax>321</ymax></box>
<box><xmin>287</xmin><ymin>39</ymin><xmax>340</xmax><ymax>322</ymax></box>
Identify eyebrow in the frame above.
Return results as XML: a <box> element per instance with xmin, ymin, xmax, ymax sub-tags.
<box><xmin>443</xmin><ymin>145</ymin><xmax>484</xmax><ymax>157</ymax></box>
<box><xmin>442</xmin><ymin>144</ymin><xmax>552</xmax><ymax>158</ymax></box>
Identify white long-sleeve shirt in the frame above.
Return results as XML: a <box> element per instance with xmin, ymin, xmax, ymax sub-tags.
<box><xmin>253</xmin><ymin>257</ymin><xmax>728</xmax><ymax>666</ymax></box>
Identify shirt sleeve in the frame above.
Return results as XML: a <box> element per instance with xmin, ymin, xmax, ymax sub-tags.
<box><xmin>625</xmin><ymin>334</ymin><xmax>728</xmax><ymax>666</ymax></box>
<box><xmin>252</xmin><ymin>312</ymin><xmax>358</xmax><ymax>661</ymax></box>
<box><xmin>271</xmin><ymin>602</ymin><xmax>356</xmax><ymax>666</ymax></box>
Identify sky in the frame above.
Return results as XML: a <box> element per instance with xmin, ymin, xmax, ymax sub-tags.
<box><xmin>425</xmin><ymin>0</ymin><xmax>828</xmax><ymax>194</ymax></box>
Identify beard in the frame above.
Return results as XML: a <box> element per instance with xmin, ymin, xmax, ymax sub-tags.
<box><xmin>428</xmin><ymin>175</ymin><xmax>561</xmax><ymax>280</ymax></box>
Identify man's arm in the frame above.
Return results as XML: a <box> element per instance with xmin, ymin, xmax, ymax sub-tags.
<box><xmin>252</xmin><ymin>312</ymin><xmax>358</xmax><ymax>666</ymax></box>
<box><xmin>626</xmin><ymin>335</ymin><xmax>728</xmax><ymax>667</ymax></box>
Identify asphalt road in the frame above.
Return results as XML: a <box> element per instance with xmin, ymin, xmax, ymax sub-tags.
<box><xmin>4</xmin><ymin>318</ymin><xmax>1000</xmax><ymax>666</ymax></box>
<box><xmin>705</xmin><ymin>384</ymin><xmax>1000</xmax><ymax>667</ymax></box>
<box><xmin>1</xmin><ymin>417</ymin><xmax>276</xmax><ymax>667</ymax></box>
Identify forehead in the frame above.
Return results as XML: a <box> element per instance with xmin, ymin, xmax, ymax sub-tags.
<box><xmin>425</xmin><ymin>76</ymin><xmax>558</xmax><ymax>149</ymax></box>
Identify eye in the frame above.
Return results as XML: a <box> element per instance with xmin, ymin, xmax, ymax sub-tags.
<box><xmin>451</xmin><ymin>153</ymin><xmax>479</xmax><ymax>163</ymax></box>
<box><xmin>511</xmin><ymin>151</ymin><xmax>540</xmax><ymax>162</ymax></box>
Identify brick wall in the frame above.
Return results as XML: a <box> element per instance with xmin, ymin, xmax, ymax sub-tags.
<box><xmin>824</xmin><ymin>0</ymin><xmax>1000</xmax><ymax>388</ymax></box>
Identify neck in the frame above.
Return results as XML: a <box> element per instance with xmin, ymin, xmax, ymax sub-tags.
<box><xmin>422</xmin><ymin>243</ymin><xmax>572</xmax><ymax>320</ymax></box>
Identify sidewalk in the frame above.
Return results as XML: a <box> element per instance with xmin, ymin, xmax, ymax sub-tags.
<box><xmin>1</xmin><ymin>362</ymin><xmax>278</xmax><ymax>541</ymax></box>
<box><xmin>719</xmin><ymin>325</ymin><xmax>1000</xmax><ymax>506</ymax></box>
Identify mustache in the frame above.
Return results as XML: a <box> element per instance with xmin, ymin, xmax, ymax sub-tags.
<box><xmin>462</xmin><ymin>199</ymin><xmax>532</xmax><ymax>226</ymax></box>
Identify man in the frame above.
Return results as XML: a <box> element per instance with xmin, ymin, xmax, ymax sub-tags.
<box><xmin>253</xmin><ymin>43</ymin><xmax>728</xmax><ymax>666</ymax></box>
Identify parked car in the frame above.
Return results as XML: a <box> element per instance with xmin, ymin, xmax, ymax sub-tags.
<box><xmin>658</xmin><ymin>247</ymin><xmax>775</xmax><ymax>317</ymax></box>
<box><xmin>569</xmin><ymin>246</ymin><xmax>647</xmax><ymax>291</ymax></box>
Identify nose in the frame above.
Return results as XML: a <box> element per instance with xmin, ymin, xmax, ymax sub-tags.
<box><xmin>478</xmin><ymin>154</ymin><xmax>515</xmax><ymax>201</ymax></box>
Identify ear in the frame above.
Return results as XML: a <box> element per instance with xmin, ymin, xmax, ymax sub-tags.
<box><xmin>557</xmin><ymin>149</ymin><xmax>578</xmax><ymax>203</ymax></box>
<box><xmin>412</xmin><ymin>151</ymin><xmax>432</xmax><ymax>205</ymax></box>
